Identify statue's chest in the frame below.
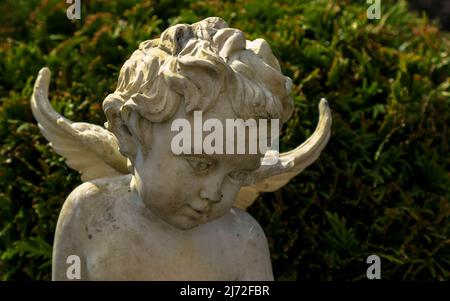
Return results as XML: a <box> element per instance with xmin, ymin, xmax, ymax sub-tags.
<box><xmin>84</xmin><ymin>226</ymin><xmax>234</xmax><ymax>280</ymax></box>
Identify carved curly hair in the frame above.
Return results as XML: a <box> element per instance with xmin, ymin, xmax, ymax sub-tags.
<box><xmin>103</xmin><ymin>17</ymin><xmax>294</xmax><ymax>158</ymax></box>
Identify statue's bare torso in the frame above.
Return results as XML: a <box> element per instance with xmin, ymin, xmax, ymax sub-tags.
<box><xmin>52</xmin><ymin>175</ymin><xmax>273</xmax><ymax>280</ymax></box>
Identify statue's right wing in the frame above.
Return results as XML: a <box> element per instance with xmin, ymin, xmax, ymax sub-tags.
<box><xmin>31</xmin><ymin>67</ymin><xmax>129</xmax><ymax>181</ymax></box>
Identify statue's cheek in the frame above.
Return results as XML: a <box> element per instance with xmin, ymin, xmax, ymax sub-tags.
<box><xmin>222</xmin><ymin>181</ymin><xmax>241</xmax><ymax>199</ymax></box>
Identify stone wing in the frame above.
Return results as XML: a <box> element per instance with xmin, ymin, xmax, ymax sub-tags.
<box><xmin>234</xmin><ymin>99</ymin><xmax>332</xmax><ymax>210</ymax></box>
<box><xmin>31</xmin><ymin>68</ymin><xmax>129</xmax><ymax>181</ymax></box>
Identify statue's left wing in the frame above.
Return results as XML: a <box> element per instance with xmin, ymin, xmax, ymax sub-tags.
<box><xmin>31</xmin><ymin>67</ymin><xmax>129</xmax><ymax>181</ymax></box>
<box><xmin>234</xmin><ymin>99</ymin><xmax>332</xmax><ymax>210</ymax></box>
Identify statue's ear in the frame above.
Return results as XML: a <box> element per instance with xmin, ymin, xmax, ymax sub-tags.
<box><xmin>103</xmin><ymin>94</ymin><xmax>138</xmax><ymax>162</ymax></box>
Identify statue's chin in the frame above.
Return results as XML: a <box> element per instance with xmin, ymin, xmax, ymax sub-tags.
<box><xmin>165</xmin><ymin>208</ymin><xmax>232</xmax><ymax>230</ymax></box>
<box><xmin>148</xmin><ymin>208</ymin><xmax>205</xmax><ymax>230</ymax></box>
<box><xmin>164</xmin><ymin>216</ymin><xmax>204</xmax><ymax>230</ymax></box>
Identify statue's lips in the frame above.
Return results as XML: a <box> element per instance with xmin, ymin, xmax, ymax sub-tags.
<box><xmin>183</xmin><ymin>203</ymin><xmax>210</xmax><ymax>218</ymax></box>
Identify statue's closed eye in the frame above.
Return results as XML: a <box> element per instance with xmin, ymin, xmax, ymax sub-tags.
<box><xmin>184</xmin><ymin>157</ymin><xmax>213</xmax><ymax>173</ymax></box>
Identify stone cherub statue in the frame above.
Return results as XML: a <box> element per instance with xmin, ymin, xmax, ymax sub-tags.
<box><xmin>30</xmin><ymin>17</ymin><xmax>331</xmax><ymax>280</ymax></box>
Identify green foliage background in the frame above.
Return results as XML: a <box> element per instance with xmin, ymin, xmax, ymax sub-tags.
<box><xmin>0</xmin><ymin>0</ymin><xmax>449</xmax><ymax>280</ymax></box>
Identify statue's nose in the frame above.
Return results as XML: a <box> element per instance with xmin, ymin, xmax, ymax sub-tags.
<box><xmin>200</xmin><ymin>188</ymin><xmax>222</xmax><ymax>203</ymax></box>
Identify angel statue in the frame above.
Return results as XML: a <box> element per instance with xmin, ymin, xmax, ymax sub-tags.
<box><xmin>31</xmin><ymin>17</ymin><xmax>331</xmax><ymax>280</ymax></box>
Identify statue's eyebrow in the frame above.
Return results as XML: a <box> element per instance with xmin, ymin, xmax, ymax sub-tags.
<box><xmin>175</xmin><ymin>152</ymin><xmax>261</xmax><ymax>170</ymax></box>
<box><xmin>224</xmin><ymin>154</ymin><xmax>262</xmax><ymax>171</ymax></box>
<box><xmin>178</xmin><ymin>153</ymin><xmax>215</xmax><ymax>163</ymax></box>
<box><xmin>248</xmin><ymin>158</ymin><xmax>263</xmax><ymax>170</ymax></box>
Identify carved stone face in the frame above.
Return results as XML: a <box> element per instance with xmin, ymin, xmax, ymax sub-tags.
<box><xmin>132</xmin><ymin>99</ymin><xmax>264</xmax><ymax>230</ymax></box>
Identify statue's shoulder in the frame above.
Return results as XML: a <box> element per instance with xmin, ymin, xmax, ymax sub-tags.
<box><xmin>62</xmin><ymin>175</ymin><xmax>132</xmax><ymax>216</ymax></box>
<box><xmin>220</xmin><ymin>208</ymin><xmax>272</xmax><ymax>279</ymax></box>
<box><xmin>224</xmin><ymin>207</ymin><xmax>267</xmax><ymax>242</ymax></box>
<box><xmin>53</xmin><ymin>175</ymin><xmax>132</xmax><ymax>275</ymax></box>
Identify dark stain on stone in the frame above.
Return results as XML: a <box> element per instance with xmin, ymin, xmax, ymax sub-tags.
<box><xmin>88</xmin><ymin>234</ymin><xmax>93</xmax><ymax>239</ymax></box>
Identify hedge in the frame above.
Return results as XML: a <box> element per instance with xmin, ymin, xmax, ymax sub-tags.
<box><xmin>0</xmin><ymin>0</ymin><xmax>449</xmax><ymax>280</ymax></box>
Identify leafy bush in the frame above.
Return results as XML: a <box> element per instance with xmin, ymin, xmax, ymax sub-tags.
<box><xmin>0</xmin><ymin>0</ymin><xmax>449</xmax><ymax>280</ymax></box>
